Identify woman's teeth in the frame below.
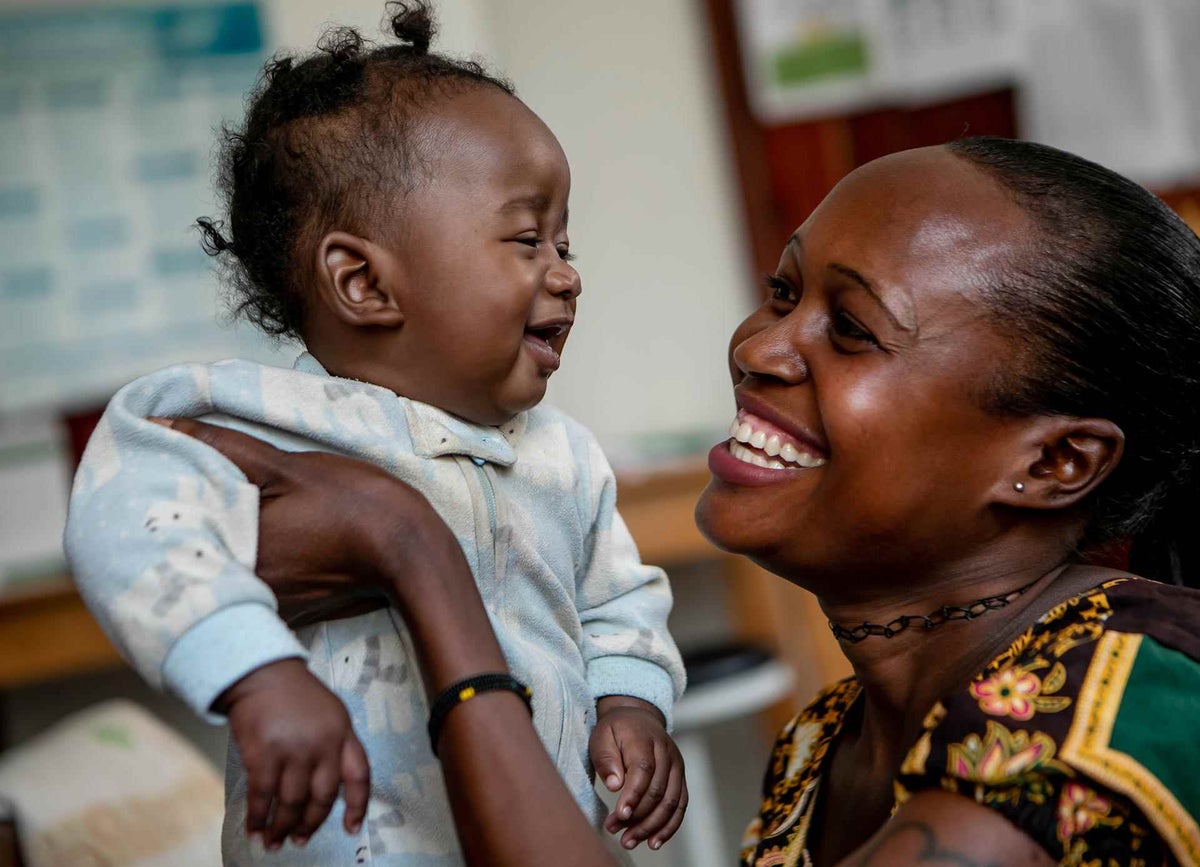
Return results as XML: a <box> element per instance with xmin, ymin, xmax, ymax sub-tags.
<box><xmin>727</xmin><ymin>417</ymin><xmax>826</xmax><ymax>469</ymax></box>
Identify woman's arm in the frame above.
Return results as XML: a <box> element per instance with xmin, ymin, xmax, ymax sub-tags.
<box><xmin>838</xmin><ymin>790</ymin><xmax>1054</xmax><ymax>867</ymax></box>
<box><xmin>161</xmin><ymin>418</ymin><xmax>618</xmax><ymax>867</ymax></box>
<box><xmin>165</xmin><ymin>418</ymin><xmax>1057</xmax><ymax>867</ymax></box>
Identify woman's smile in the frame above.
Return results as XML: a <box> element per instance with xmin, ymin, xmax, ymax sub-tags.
<box><xmin>728</xmin><ymin>408</ymin><xmax>827</xmax><ymax>469</ymax></box>
<box><xmin>710</xmin><ymin>408</ymin><xmax>828</xmax><ymax>485</ymax></box>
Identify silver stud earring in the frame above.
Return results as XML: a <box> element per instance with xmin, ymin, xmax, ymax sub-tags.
<box><xmin>1013</xmin><ymin>481</ymin><xmax>1026</xmax><ymax>492</ymax></box>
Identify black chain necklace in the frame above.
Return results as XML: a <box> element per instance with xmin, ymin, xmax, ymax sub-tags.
<box><xmin>828</xmin><ymin>575</ymin><xmax>1044</xmax><ymax>643</ymax></box>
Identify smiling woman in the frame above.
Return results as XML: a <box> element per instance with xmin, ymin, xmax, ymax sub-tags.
<box><xmin>149</xmin><ymin>135</ymin><xmax>1200</xmax><ymax>867</ymax></box>
<box><xmin>697</xmin><ymin>139</ymin><xmax>1200</xmax><ymax>867</ymax></box>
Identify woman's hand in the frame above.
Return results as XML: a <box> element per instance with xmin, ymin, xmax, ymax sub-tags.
<box><xmin>151</xmin><ymin>417</ymin><xmax>447</xmax><ymax>625</ymax></box>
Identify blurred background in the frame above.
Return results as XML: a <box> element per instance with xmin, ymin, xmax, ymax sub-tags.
<box><xmin>0</xmin><ymin>1</ymin><xmax>1198</xmax><ymax>865</ymax></box>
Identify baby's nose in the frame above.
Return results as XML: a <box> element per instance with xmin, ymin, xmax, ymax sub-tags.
<box><xmin>546</xmin><ymin>263</ymin><xmax>582</xmax><ymax>300</ymax></box>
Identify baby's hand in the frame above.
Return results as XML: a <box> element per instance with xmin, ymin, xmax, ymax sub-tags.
<box><xmin>219</xmin><ymin>659</ymin><xmax>370</xmax><ymax>850</ymax></box>
<box><xmin>590</xmin><ymin>695</ymin><xmax>687</xmax><ymax>851</ymax></box>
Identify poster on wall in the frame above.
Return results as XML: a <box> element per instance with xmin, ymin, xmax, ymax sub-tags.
<box><xmin>734</xmin><ymin>0</ymin><xmax>875</xmax><ymax>122</ymax></box>
<box><xmin>0</xmin><ymin>2</ymin><xmax>289</xmax><ymax>414</ymax></box>
<box><xmin>1019</xmin><ymin>0</ymin><xmax>1200</xmax><ymax>188</ymax></box>
<box><xmin>734</xmin><ymin>0</ymin><xmax>1024</xmax><ymax>123</ymax></box>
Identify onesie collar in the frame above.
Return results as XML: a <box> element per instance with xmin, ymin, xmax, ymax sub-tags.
<box><xmin>291</xmin><ymin>351</ymin><xmax>523</xmax><ymax>467</ymax></box>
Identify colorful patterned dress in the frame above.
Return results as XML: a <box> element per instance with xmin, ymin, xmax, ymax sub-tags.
<box><xmin>741</xmin><ymin>578</ymin><xmax>1200</xmax><ymax>867</ymax></box>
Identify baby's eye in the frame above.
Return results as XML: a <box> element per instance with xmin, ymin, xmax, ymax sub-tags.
<box><xmin>763</xmin><ymin>275</ymin><xmax>798</xmax><ymax>305</ymax></box>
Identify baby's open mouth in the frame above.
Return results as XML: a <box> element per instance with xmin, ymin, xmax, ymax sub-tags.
<box><xmin>523</xmin><ymin>321</ymin><xmax>571</xmax><ymax>371</ymax></box>
<box><xmin>525</xmin><ymin>322</ymin><xmax>569</xmax><ymax>344</ymax></box>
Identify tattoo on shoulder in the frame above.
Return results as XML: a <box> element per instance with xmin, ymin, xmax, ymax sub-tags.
<box><xmin>852</xmin><ymin>821</ymin><xmax>1002</xmax><ymax>867</ymax></box>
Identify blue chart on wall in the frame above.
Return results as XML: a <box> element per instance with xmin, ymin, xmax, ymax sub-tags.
<box><xmin>0</xmin><ymin>3</ymin><xmax>289</xmax><ymax>413</ymax></box>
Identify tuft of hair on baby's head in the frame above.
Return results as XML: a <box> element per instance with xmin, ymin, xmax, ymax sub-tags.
<box><xmin>196</xmin><ymin>1</ymin><xmax>515</xmax><ymax>340</ymax></box>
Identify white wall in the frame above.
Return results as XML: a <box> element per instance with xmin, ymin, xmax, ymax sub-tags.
<box><xmin>265</xmin><ymin>0</ymin><xmax>497</xmax><ymax>59</ymax></box>
<box><xmin>480</xmin><ymin>1</ymin><xmax>752</xmax><ymax>450</ymax></box>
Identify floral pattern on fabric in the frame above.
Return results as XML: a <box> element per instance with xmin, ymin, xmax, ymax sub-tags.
<box><xmin>739</xmin><ymin>679</ymin><xmax>860</xmax><ymax>867</ymax></box>
<box><xmin>743</xmin><ymin>578</ymin><xmax>1200</xmax><ymax>867</ymax></box>
<box><xmin>970</xmin><ymin>659</ymin><xmax>1072</xmax><ymax>720</ymax></box>
<box><xmin>946</xmin><ymin>719</ymin><xmax>1068</xmax><ymax>784</ymax></box>
<box><xmin>1058</xmin><ymin>781</ymin><xmax>1120</xmax><ymax>843</ymax></box>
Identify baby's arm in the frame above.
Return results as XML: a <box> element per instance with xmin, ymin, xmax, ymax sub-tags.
<box><xmin>65</xmin><ymin>364</ymin><xmax>368</xmax><ymax>845</ymax></box>
<box><xmin>570</xmin><ymin>431</ymin><xmax>687</xmax><ymax>849</ymax></box>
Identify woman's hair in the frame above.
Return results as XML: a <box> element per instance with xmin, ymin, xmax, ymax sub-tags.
<box><xmin>196</xmin><ymin>1</ymin><xmax>514</xmax><ymax>339</ymax></box>
<box><xmin>946</xmin><ymin>137</ymin><xmax>1200</xmax><ymax>586</ymax></box>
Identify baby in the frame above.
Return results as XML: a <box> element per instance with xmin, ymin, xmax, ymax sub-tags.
<box><xmin>64</xmin><ymin>4</ymin><xmax>686</xmax><ymax>864</ymax></box>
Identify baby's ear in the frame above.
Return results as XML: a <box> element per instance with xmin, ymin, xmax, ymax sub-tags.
<box><xmin>313</xmin><ymin>232</ymin><xmax>404</xmax><ymax>328</ymax></box>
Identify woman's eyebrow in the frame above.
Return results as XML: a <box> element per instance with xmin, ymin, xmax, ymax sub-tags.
<box><xmin>827</xmin><ymin>263</ymin><xmax>916</xmax><ymax>332</ymax></box>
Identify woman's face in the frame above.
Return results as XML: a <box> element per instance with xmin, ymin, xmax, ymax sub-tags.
<box><xmin>695</xmin><ymin>147</ymin><xmax>1040</xmax><ymax>597</ymax></box>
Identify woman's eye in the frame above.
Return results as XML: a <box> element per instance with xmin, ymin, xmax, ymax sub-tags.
<box><xmin>515</xmin><ymin>237</ymin><xmax>540</xmax><ymax>249</ymax></box>
<box><xmin>831</xmin><ymin>311</ymin><xmax>878</xmax><ymax>345</ymax></box>
<box><xmin>557</xmin><ymin>246</ymin><xmax>576</xmax><ymax>262</ymax></box>
<box><xmin>764</xmin><ymin>275</ymin><xmax>798</xmax><ymax>304</ymax></box>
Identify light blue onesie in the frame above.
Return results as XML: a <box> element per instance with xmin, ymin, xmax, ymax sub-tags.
<box><xmin>65</xmin><ymin>352</ymin><xmax>685</xmax><ymax>866</ymax></box>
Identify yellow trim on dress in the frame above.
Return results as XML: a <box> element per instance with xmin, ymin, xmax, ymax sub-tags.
<box><xmin>1060</xmin><ymin>631</ymin><xmax>1200</xmax><ymax>866</ymax></box>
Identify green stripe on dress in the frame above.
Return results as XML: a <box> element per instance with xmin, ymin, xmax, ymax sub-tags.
<box><xmin>1111</xmin><ymin>636</ymin><xmax>1200</xmax><ymax>825</ymax></box>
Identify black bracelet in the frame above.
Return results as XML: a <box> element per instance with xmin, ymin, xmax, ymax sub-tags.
<box><xmin>426</xmin><ymin>673</ymin><xmax>533</xmax><ymax>756</ymax></box>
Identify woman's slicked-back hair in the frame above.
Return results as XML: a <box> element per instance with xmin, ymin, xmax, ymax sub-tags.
<box><xmin>196</xmin><ymin>1</ymin><xmax>514</xmax><ymax>339</ymax></box>
<box><xmin>946</xmin><ymin>137</ymin><xmax>1200</xmax><ymax>586</ymax></box>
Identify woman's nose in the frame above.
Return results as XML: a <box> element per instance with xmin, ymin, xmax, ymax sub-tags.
<box><xmin>545</xmin><ymin>259</ymin><xmax>582</xmax><ymax>300</ymax></box>
<box><xmin>731</xmin><ymin>318</ymin><xmax>809</xmax><ymax>384</ymax></box>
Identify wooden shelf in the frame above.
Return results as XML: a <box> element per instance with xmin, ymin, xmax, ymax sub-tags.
<box><xmin>0</xmin><ymin>579</ymin><xmax>123</xmax><ymax>690</ymax></box>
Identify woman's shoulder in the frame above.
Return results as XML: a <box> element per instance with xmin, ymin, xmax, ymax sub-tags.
<box><xmin>896</xmin><ymin>576</ymin><xmax>1200</xmax><ymax>866</ymax></box>
<box><xmin>739</xmin><ymin>678</ymin><xmax>860</xmax><ymax>864</ymax></box>
<box><xmin>1098</xmin><ymin>575</ymin><xmax>1200</xmax><ymax>661</ymax></box>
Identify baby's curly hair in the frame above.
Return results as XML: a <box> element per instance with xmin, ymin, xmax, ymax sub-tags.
<box><xmin>197</xmin><ymin>1</ymin><xmax>514</xmax><ymax>339</ymax></box>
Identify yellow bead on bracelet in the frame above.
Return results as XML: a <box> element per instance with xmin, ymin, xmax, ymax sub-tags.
<box><xmin>427</xmin><ymin>673</ymin><xmax>534</xmax><ymax>755</ymax></box>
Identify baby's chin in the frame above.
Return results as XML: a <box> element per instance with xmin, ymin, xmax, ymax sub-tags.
<box><xmin>466</xmin><ymin>381</ymin><xmax>551</xmax><ymax>427</ymax></box>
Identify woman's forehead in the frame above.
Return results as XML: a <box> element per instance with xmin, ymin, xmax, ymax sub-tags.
<box><xmin>790</xmin><ymin>147</ymin><xmax>1034</xmax><ymax>299</ymax></box>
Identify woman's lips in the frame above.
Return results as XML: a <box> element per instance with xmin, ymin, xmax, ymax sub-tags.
<box><xmin>709</xmin><ymin>441</ymin><xmax>800</xmax><ymax>486</ymax></box>
<box><xmin>728</xmin><ymin>410</ymin><xmax>827</xmax><ymax>468</ymax></box>
<box><xmin>707</xmin><ymin>409</ymin><xmax>828</xmax><ymax>486</ymax></box>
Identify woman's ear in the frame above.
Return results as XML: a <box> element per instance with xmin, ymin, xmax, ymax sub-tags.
<box><xmin>993</xmin><ymin>417</ymin><xmax>1125</xmax><ymax>510</ymax></box>
<box><xmin>312</xmin><ymin>231</ymin><xmax>405</xmax><ymax>328</ymax></box>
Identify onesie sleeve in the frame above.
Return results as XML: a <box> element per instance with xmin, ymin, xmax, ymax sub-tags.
<box><xmin>894</xmin><ymin>622</ymin><xmax>1198</xmax><ymax>866</ymax></box>
<box><xmin>64</xmin><ymin>364</ymin><xmax>306</xmax><ymax>722</ymax></box>
<box><xmin>571</xmin><ymin>428</ymin><xmax>686</xmax><ymax>729</ymax></box>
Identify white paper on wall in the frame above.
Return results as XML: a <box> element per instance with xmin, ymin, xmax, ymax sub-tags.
<box><xmin>1019</xmin><ymin>0</ymin><xmax>1200</xmax><ymax>188</ymax></box>
<box><xmin>734</xmin><ymin>0</ymin><xmax>1024</xmax><ymax>123</ymax></box>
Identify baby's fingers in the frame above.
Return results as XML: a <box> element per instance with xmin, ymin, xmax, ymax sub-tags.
<box><xmin>618</xmin><ymin>743</ymin><xmax>670</xmax><ymax>849</ymax></box>
<box><xmin>590</xmin><ymin>725</ymin><xmax>625</xmax><ymax>794</ymax></box>
<box><xmin>650</xmin><ymin>777</ymin><xmax>689</xmax><ymax>850</ymax></box>
<box><xmin>627</xmin><ymin>762</ymin><xmax>687</xmax><ymax>851</ymax></box>
<box><xmin>265</xmin><ymin>759</ymin><xmax>312</xmax><ymax>849</ymax></box>
<box><xmin>290</xmin><ymin>754</ymin><xmax>340</xmax><ymax>845</ymax></box>
<box><xmin>341</xmin><ymin>736</ymin><xmax>371</xmax><ymax>834</ymax></box>
<box><xmin>245</xmin><ymin>754</ymin><xmax>282</xmax><ymax>837</ymax></box>
<box><xmin>610</xmin><ymin>744</ymin><xmax>660</xmax><ymax>832</ymax></box>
